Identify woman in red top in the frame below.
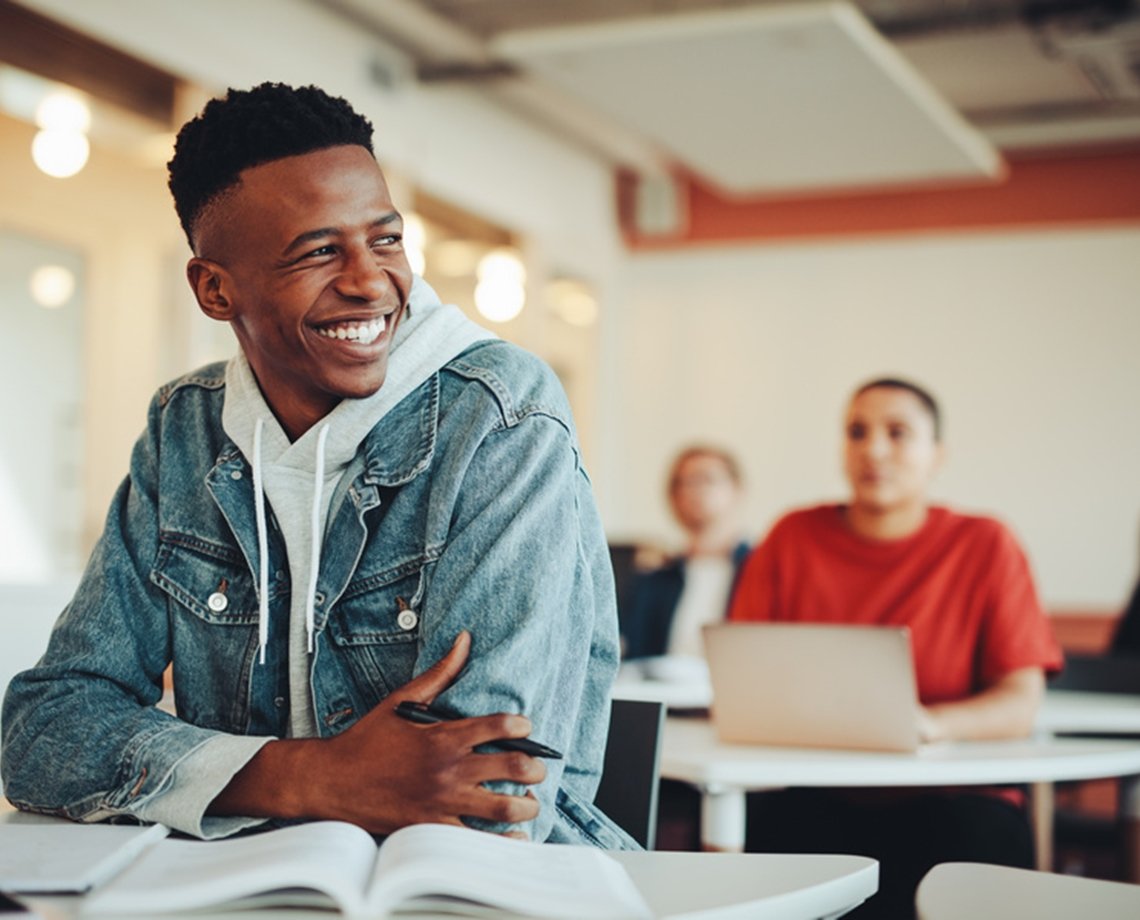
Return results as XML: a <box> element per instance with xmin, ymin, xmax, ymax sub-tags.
<box><xmin>730</xmin><ymin>377</ymin><xmax>1062</xmax><ymax>920</ymax></box>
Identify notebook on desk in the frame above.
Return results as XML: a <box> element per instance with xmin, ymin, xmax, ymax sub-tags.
<box><xmin>0</xmin><ymin>820</ymin><xmax>168</xmax><ymax>893</ymax></box>
<box><xmin>702</xmin><ymin>622</ymin><xmax>921</xmax><ymax>752</ymax></box>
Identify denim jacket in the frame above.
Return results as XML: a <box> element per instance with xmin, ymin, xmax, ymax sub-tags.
<box><xmin>1</xmin><ymin>340</ymin><xmax>635</xmax><ymax>848</ymax></box>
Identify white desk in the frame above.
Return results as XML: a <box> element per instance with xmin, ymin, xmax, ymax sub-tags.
<box><xmin>618</xmin><ymin>682</ymin><xmax>1140</xmax><ymax>873</ymax></box>
<box><xmin>1</xmin><ymin>810</ymin><xmax>876</xmax><ymax>920</ymax></box>
<box><xmin>1039</xmin><ymin>690</ymin><xmax>1140</xmax><ymax>736</ymax></box>
<box><xmin>661</xmin><ymin>716</ymin><xmax>1140</xmax><ymax>862</ymax></box>
<box><xmin>615</xmin><ymin>686</ymin><xmax>1140</xmax><ymax>733</ymax></box>
<box><xmin>10</xmin><ymin>853</ymin><xmax>878</xmax><ymax>920</ymax></box>
<box><xmin>611</xmin><ymin>673</ymin><xmax>712</xmax><ymax>710</ymax></box>
<box><xmin>915</xmin><ymin>861</ymin><xmax>1140</xmax><ymax>920</ymax></box>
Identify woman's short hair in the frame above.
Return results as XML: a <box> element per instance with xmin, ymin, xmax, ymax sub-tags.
<box><xmin>667</xmin><ymin>445</ymin><xmax>743</xmax><ymax>494</ymax></box>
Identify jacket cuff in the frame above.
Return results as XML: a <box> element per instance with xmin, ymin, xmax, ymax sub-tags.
<box><xmin>125</xmin><ymin>731</ymin><xmax>274</xmax><ymax>838</ymax></box>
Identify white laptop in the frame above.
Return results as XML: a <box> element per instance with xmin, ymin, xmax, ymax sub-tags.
<box><xmin>702</xmin><ymin>622</ymin><xmax>921</xmax><ymax>752</ymax></box>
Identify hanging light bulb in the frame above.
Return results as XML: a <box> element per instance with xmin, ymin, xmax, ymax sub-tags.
<box><xmin>31</xmin><ymin>129</ymin><xmax>89</xmax><ymax>178</ymax></box>
<box><xmin>29</xmin><ymin>264</ymin><xmax>76</xmax><ymax>309</ymax></box>
<box><xmin>474</xmin><ymin>248</ymin><xmax>526</xmax><ymax>323</ymax></box>
<box><xmin>36</xmin><ymin>91</ymin><xmax>91</xmax><ymax>133</ymax></box>
<box><xmin>31</xmin><ymin>89</ymin><xmax>91</xmax><ymax>178</ymax></box>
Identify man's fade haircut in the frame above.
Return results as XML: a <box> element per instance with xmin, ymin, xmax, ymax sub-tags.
<box><xmin>167</xmin><ymin>82</ymin><xmax>375</xmax><ymax>249</ymax></box>
<box><xmin>852</xmin><ymin>377</ymin><xmax>943</xmax><ymax>441</ymax></box>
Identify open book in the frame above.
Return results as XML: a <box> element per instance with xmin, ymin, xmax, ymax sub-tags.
<box><xmin>81</xmin><ymin>820</ymin><xmax>652</xmax><ymax>919</ymax></box>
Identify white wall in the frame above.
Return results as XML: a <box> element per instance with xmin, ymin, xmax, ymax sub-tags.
<box><xmin>598</xmin><ymin>227</ymin><xmax>1140</xmax><ymax>610</ymax></box>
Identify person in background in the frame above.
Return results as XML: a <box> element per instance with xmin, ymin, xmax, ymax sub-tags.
<box><xmin>729</xmin><ymin>377</ymin><xmax>1062</xmax><ymax>919</ymax></box>
<box><xmin>622</xmin><ymin>445</ymin><xmax>750</xmax><ymax>661</ymax></box>
<box><xmin>621</xmin><ymin>445</ymin><xmax>749</xmax><ymax>852</ymax></box>
<box><xmin>1106</xmin><ymin>523</ymin><xmax>1140</xmax><ymax>879</ymax></box>
<box><xmin>1</xmin><ymin>82</ymin><xmax>632</xmax><ymax>849</ymax></box>
<box><xmin>1109</xmin><ymin>525</ymin><xmax>1140</xmax><ymax>654</ymax></box>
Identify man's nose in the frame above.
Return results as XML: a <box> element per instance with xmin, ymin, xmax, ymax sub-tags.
<box><xmin>336</xmin><ymin>249</ymin><xmax>387</xmax><ymax>300</ymax></box>
<box><xmin>863</xmin><ymin>430</ymin><xmax>891</xmax><ymax>458</ymax></box>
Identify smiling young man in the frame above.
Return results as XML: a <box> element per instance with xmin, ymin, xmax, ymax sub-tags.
<box><xmin>1</xmin><ymin>83</ymin><xmax>632</xmax><ymax>848</ymax></box>
<box><xmin>729</xmin><ymin>377</ymin><xmax>1062</xmax><ymax>919</ymax></box>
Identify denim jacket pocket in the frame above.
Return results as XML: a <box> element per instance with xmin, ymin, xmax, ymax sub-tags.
<box><xmin>151</xmin><ymin>534</ymin><xmax>263</xmax><ymax>731</ymax></box>
<box><xmin>325</xmin><ymin>565</ymin><xmax>425</xmax><ymax>703</ymax></box>
<box><xmin>151</xmin><ymin>534</ymin><xmax>261</xmax><ymax>626</ymax></box>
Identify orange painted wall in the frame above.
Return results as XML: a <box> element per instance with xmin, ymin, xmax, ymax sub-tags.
<box><xmin>619</xmin><ymin>145</ymin><xmax>1140</xmax><ymax>248</ymax></box>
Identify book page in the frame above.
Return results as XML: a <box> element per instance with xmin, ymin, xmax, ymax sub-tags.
<box><xmin>0</xmin><ymin>822</ymin><xmax>168</xmax><ymax>893</ymax></box>
<box><xmin>82</xmin><ymin>821</ymin><xmax>376</xmax><ymax>915</ymax></box>
<box><xmin>367</xmin><ymin>824</ymin><xmax>652</xmax><ymax>920</ymax></box>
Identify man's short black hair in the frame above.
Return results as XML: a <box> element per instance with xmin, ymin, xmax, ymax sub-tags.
<box><xmin>167</xmin><ymin>82</ymin><xmax>375</xmax><ymax>249</ymax></box>
<box><xmin>852</xmin><ymin>377</ymin><xmax>942</xmax><ymax>441</ymax></box>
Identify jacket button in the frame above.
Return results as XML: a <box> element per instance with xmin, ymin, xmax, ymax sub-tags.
<box><xmin>230</xmin><ymin>470</ymin><xmax>242</xmax><ymax>480</ymax></box>
<box><xmin>207</xmin><ymin>592</ymin><xmax>228</xmax><ymax>612</ymax></box>
<box><xmin>397</xmin><ymin>609</ymin><xmax>418</xmax><ymax>630</ymax></box>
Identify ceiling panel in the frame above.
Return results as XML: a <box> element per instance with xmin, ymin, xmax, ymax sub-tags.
<box><xmin>494</xmin><ymin>3</ymin><xmax>1003</xmax><ymax>195</ymax></box>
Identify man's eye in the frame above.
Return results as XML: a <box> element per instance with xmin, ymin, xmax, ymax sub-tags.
<box><xmin>298</xmin><ymin>245</ymin><xmax>336</xmax><ymax>261</ymax></box>
<box><xmin>372</xmin><ymin>234</ymin><xmax>402</xmax><ymax>248</ymax></box>
<box><xmin>888</xmin><ymin>426</ymin><xmax>909</xmax><ymax>440</ymax></box>
<box><xmin>847</xmin><ymin>425</ymin><xmax>866</xmax><ymax>440</ymax></box>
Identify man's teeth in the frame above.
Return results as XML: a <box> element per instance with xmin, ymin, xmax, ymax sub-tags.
<box><xmin>317</xmin><ymin>318</ymin><xmax>385</xmax><ymax>345</ymax></box>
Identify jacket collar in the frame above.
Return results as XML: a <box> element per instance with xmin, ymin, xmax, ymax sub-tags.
<box><xmin>358</xmin><ymin>371</ymin><xmax>440</xmax><ymax>488</ymax></box>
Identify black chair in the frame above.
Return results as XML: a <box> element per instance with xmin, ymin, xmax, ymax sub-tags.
<box><xmin>593</xmin><ymin>698</ymin><xmax>666</xmax><ymax>849</ymax></box>
<box><xmin>608</xmin><ymin>542</ymin><xmax>643</xmax><ymax>645</ymax></box>
<box><xmin>1048</xmin><ymin>651</ymin><xmax>1140</xmax><ymax>879</ymax></box>
<box><xmin>1108</xmin><ymin>575</ymin><xmax>1140</xmax><ymax>654</ymax></box>
<box><xmin>1049</xmin><ymin>652</ymin><xmax>1140</xmax><ymax>694</ymax></box>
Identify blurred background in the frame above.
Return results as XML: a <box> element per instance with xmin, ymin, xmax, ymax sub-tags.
<box><xmin>1</xmin><ymin>0</ymin><xmax>1138</xmax><ymax>650</ymax></box>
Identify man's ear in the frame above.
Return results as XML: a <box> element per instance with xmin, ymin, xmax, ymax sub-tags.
<box><xmin>187</xmin><ymin>258</ymin><xmax>235</xmax><ymax>321</ymax></box>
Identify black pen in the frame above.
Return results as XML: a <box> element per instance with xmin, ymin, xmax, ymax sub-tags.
<box><xmin>394</xmin><ymin>700</ymin><xmax>563</xmax><ymax>759</ymax></box>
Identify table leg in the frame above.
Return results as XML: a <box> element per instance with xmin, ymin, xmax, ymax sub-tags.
<box><xmin>699</xmin><ymin>785</ymin><xmax>746</xmax><ymax>852</ymax></box>
<box><xmin>1030</xmin><ymin>780</ymin><xmax>1054</xmax><ymax>872</ymax></box>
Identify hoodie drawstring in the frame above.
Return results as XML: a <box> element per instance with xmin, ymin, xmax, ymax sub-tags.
<box><xmin>252</xmin><ymin>418</ymin><xmax>269</xmax><ymax>665</ymax></box>
<box><xmin>251</xmin><ymin>418</ymin><xmax>331</xmax><ymax>664</ymax></box>
<box><xmin>306</xmin><ymin>424</ymin><xmax>331</xmax><ymax>654</ymax></box>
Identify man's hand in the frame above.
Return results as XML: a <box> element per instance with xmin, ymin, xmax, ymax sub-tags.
<box><xmin>208</xmin><ymin>631</ymin><xmax>546</xmax><ymax>834</ymax></box>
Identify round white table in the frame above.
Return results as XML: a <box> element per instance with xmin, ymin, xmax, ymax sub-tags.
<box><xmin>660</xmin><ymin>716</ymin><xmax>1140</xmax><ymax>861</ymax></box>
